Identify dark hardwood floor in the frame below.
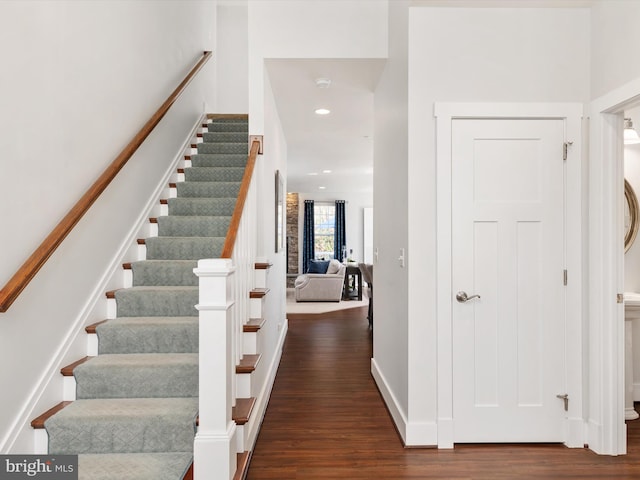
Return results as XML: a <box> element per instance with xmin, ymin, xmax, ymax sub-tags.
<box><xmin>248</xmin><ymin>306</ymin><xmax>640</xmax><ymax>479</ymax></box>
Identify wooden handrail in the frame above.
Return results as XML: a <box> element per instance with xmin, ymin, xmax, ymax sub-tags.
<box><xmin>221</xmin><ymin>140</ymin><xmax>261</xmax><ymax>258</ymax></box>
<box><xmin>0</xmin><ymin>51</ymin><xmax>213</xmax><ymax>313</ymax></box>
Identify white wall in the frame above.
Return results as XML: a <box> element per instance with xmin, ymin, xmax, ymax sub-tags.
<box><xmin>0</xmin><ymin>0</ymin><xmax>216</xmax><ymax>452</ymax></box>
<box><xmin>405</xmin><ymin>5</ymin><xmax>590</xmax><ymax>444</ymax></box>
<box><xmin>216</xmin><ymin>1</ymin><xmax>249</xmax><ymax>113</ymax></box>
<box><xmin>372</xmin><ymin>0</ymin><xmax>410</xmax><ymax>440</ymax></box>
<box><xmin>591</xmin><ymin>0</ymin><xmax>640</xmax><ymax>100</ymax></box>
<box><xmin>296</xmin><ymin>191</ymin><xmax>373</xmax><ymax>270</ymax></box>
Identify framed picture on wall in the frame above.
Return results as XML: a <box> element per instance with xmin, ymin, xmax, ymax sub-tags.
<box><xmin>275</xmin><ymin>170</ymin><xmax>284</xmax><ymax>253</ymax></box>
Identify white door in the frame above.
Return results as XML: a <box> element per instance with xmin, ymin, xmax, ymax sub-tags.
<box><xmin>451</xmin><ymin>118</ymin><xmax>566</xmax><ymax>443</ymax></box>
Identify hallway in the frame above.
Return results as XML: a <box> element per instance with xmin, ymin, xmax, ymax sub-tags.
<box><xmin>247</xmin><ymin>307</ymin><xmax>640</xmax><ymax>479</ymax></box>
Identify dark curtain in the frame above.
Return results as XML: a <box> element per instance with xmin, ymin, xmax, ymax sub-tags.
<box><xmin>303</xmin><ymin>200</ymin><xmax>315</xmax><ymax>273</ymax></box>
<box><xmin>334</xmin><ymin>200</ymin><xmax>346</xmax><ymax>262</ymax></box>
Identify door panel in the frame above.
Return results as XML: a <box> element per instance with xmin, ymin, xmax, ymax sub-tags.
<box><xmin>452</xmin><ymin>118</ymin><xmax>566</xmax><ymax>443</ymax></box>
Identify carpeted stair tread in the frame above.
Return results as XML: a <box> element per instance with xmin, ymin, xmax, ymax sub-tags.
<box><xmin>202</xmin><ymin>131</ymin><xmax>247</xmax><ymax>143</ymax></box>
<box><xmin>167</xmin><ymin>197</ymin><xmax>237</xmax><ymax>216</ymax></box>
<box><xmin>197</xmin><ymin>142</ymin><xmax>247</xmax><ymax>155</ymax></box>
<box><xmin>74</xmin><ymin>353</ymin><xmax>198</xmax><ymax>399</ymax></box>
<box><xmin>189</xmin><ymin>154</ymin><xmax>247</xmax><ymax>168</ymax></box>
<box><xmin>131</xmin><ymin>260</ymin><xmax>198</xmax><ymax>286</ymax></box>
<box><xmin>114</xmin><ymin>287</ymin><xmax>198</xmax><ymax>317</ymax></box>
<box><xmin>144</xmin><ymin>236</ymin><xmax>225</xmax><ymax>261</ymax></box>
<box><xmin>175</xmin><ymin>181</ymin><xmax>240</xmax><ymax>198</ymax></box>
<box><xmin>78</xmin><ymin>452</ymin><xmax>192</xmax><ymax>480</ymax></box>
<box><xmin>206</xmin><ymin>121</ymin><xmax>248</xmax><ymax>133</ymax></box>
<box><xmin>45</xmin><ymin>397</ymin><xmax>198</xmax><ymax>454</ymax></box>
<box><xmin>184</xmin><ymin>166</ymin><xmax>245</xmax><ymax>182</ymax></box>
<box><xmin>96</xmin><ymin>317</ymin><xmax>198</xmax><ymax>354</ymax></box>
<box><xmin>156</xmin><ymin>216</ymin><xmax>231</xmax><ymax>238</ymax></box>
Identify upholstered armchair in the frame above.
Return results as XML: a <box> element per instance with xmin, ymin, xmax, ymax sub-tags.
<box><xmin>294</xmin><ymin>259</ymin><xmax>346</xmax><ymax>302</ymax></box>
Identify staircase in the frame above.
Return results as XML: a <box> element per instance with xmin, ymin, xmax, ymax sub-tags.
<box><xmin>30</xmin><ymin>116</ymin><xmax>262</xmax><ymax>480</ymax></box>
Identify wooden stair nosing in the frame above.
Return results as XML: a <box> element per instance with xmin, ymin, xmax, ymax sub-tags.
<box><xmin>169</xmin><ymin>182</ymin><xmax>177</xmax><ymax>189</ymax></box>
<box><xmin>183</xmin><ymin>462</ymin><xmax>194</xmax><ymax>480</ymax></box>
<box><xmin>31</xmin><ymin>401</ymin><xmax>72</xmax><ymax>429</ymax></box>
<box><xmin>207</xmin><ymin>113</ymin><xmax>249</xmax><ymax>121</ymax></box>
<box><xmin>236</xmin><ymin>354</ymin><xmax>261</xmax><ymax>374</ymax></box>
<box><xmin>137</xmin><ymin>239</ymin><xmax>146</xmax><ymax>245</ymax></box>
<box><xmin>61</xmin><ymin>356</ymin><xmax>92</xmax><ymax>376</ymax></box>
<box><xmin>86</xmin><ymin>319</ymin><xmax>108</xmax><ymax>334</ymax></box>
<box><xmin>249</xmin><ymin>288</ymin><xmax>269</xmax><ymax>299</ymax></box>
<box><xmin>233</xmin><ymin>451</ymin><xmax>251</xmax><ymax>480</ymax></box>
<box><xmin>177</xmin><ymin>168</ymin><xmax>185</xmax><ymax>174</ymax></box>
<box><xmin>160</xmin><ymin>199</ymin><xmax>168</xmax><ymax>205</ymax></box>
<box><xmin>106</xmin><ymin>290</ymin><xmax>117</xmax><ymax>299</ymax></box>
<box><xmin>243</xmin><ymin>318</ymin><xmax>265</xmax><ymax>333</ymax></box>
<box><xmin>232</xmin><ymin>397</ymin><xmax>255</xmax><ymax>426</ymax></box>
<box><xmin>254</xmin><ymin>262</ymin><xmax>273</xmax><ymax>270</ymax></box>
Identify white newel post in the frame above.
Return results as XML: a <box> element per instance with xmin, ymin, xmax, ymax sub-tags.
<box><xmin>193</xmin><ymin>258</ymin><xmax>237</xmax><ymax>480</ymax></box>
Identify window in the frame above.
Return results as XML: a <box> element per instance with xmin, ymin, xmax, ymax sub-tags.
<box><xmin>314</xmin><ymin>204</ymin><xmax>335</xmax><ymax>259</ymax></box>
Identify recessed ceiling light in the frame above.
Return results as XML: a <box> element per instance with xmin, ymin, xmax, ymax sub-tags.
<box><xmin>315</xmin><ymin>108</ymin><xmax>331</xmax><ymax>115</ymax></box>
<box><xmin>315</xmin><ymin>78</ymin><xmax>331</xmax><ymax>88</ymax></box>
<box><xmin>319</xmin><ymin>186</ymin><xmax>326</xmax><ymax>190</ymax></box>
<box><xmin>307</xmin><ymin>172</ymin><xmax>318</xmax><ymax>176</ymax></box>
<box><xmin>322</xmin><ymin>170</ymin><xmax>332</xmax><ymax>174</ymax></box>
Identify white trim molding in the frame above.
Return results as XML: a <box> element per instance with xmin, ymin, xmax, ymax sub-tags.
<box><xmin>371</xmin><ymin>358</ymin><xmax>408</xmax><ymax>443</ymax></box>
<box><xmin>434</xmin><ymin>102</ymin><xmax>584</xmax><ymax>450</ymax></box>
<box><xmin>586</xmin><ymin>76</ymin><xmax>640</xmax><ymax>454</ymax></box>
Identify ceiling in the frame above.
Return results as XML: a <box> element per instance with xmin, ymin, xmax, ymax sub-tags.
<box><xmin>265</xmin><ymin>58</ymin><xmax>387</xmax><ymax>194</ymax></box>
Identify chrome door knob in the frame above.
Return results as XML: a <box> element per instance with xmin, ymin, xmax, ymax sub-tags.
<box><xmin>456</xmin><ymin>291</ymin><xmax>481</xmax><ymax>303</ymax></box>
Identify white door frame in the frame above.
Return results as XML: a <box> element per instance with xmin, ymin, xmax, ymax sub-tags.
<box><xmin>434</xmin><ymin>103</ymin><xmax>584</xmax><ymax>450</ymax></box>
<box><xmin>588</xmin><ymin>79</ymin><xmax>640</xmax><ymax>455</ymax></box>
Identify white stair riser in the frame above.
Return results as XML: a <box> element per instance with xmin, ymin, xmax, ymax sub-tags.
<box><xmin>249</xmin><ymin>298</ymin><xmax>263</xmax><ymax>319</ymax></box>
<box><xmin>254</xmin><ymin>270</ymin><xmax>267</xmax><ymax>289</ymax></box>
<box><xmin>106</xmin><ymin>298</ymin><xmax>116</xmax><ymax>320</ymax></box>
<box><xmin>236</xmin><ymin>374</ymin><xmax>251</xmax><ymax>399</ymax></box>
<box><xmin>123</xmin><ymin>268</ymin><xmax>133</xmax><ymax>288</ymax></box>
<box><xmin>63</xmin><ymin>376</ymin><xmax>76</xmax><ymax>401</ymax></box>
<box><xmin>34</xmin><ymin>430</ymin><xmax>48</xmax><ymax>454</ymax></box>
<box><xmin>87</xmin><ymin>334</ymin><xmax>98</xmax><ymax>357</ymax></box>
<box><xmin>243</xmin><ymin>331</ymin><xmax>261</xmax><ymax>356</ymax></box>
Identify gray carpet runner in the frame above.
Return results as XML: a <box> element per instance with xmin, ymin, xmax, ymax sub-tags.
<box><xmin>43</xmin><ymin>117</ymin><xmax>248</xmax><ymax>479</ymax></box>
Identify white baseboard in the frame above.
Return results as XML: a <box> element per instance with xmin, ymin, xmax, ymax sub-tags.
<box><xmin>633</xmin><ymin>382</ymin><xmax>640</xmax><ymax>401</ymax></box>
<box><xmin>406</xmin><ymin>420</ymin><xmax>438</xmax><ymax>447</ymax></box>
<box><xmin>371</xmin><ymin>358</ymin><xmax>408</xmax><ymax>444</ymax></box>
<box><xmin>565</xmin><ymin>417</ymin><xmax>586</xmax><ymax>448</ymax></box>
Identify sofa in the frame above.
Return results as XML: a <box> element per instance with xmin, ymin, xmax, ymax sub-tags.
<box><xmin>294</xmin><ymin>259</ymin><xmax>346</xmax><ymax>302</ymax></box>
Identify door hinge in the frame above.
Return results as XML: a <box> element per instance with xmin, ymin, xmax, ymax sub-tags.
<box><xmin>556</xmin><ymin>393</ymin><xmax>569</xmax><ymax>411</ymax></box>
<box><xmin>563</xmin><ymin>141</ymin><xmax>573</xmax><ymax>161</ymax></box>
<box><xmin>563</xmin><ymin>269</ymin><xmax>568</xmax><ymax>286</ymax></box>
<box><xmin>618</xmin><ymin>293</ymin><xmax>624</xmax><ymax>304</ymax></box>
